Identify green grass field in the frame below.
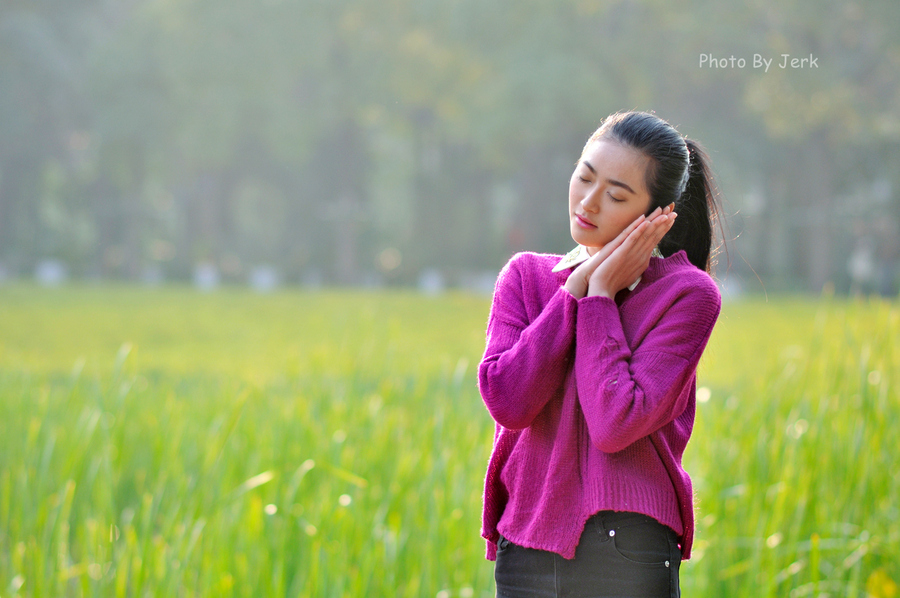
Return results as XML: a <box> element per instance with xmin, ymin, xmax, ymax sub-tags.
<box><xmin>0</xmin><ymin>286</ymin><xmax>897</xmax><ymax>597</ymax></box>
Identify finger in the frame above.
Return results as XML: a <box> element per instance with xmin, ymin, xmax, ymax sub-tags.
<box><xmin>648</xmin><ymin>214</ymin><xmax>677</xmax><ymax>245</ymax></box>
<box><xmin>649</xmin><ymin>208</ymin><xmax>672</xmax><ymax>224</ymax></box>
<box><xmin>653</xmin><ymin>212</ymin><xmax>677</xmax><ymax>231</ymax></box>
<box><xmin>633</xmin><ymin>217</ymin><xmax>664</xmax><ymax>245</ymax></box>
<box><xmin>618</xmin><ymin>220</ymin><xmax>666</xmax><ymax>259</ymax></box>
<box><xmin>650</xmin><ymin>212</ymin><xmax>675</xmax><ymax>230</ymax></box>
<box><xmin>646</xmin><ymin>213</ymin><xmax>674</xmax><ymax>237</ymax></box>
<box><xmin>610</xmin><ymin>232</ymin><xmax>654</xmax><ymax>269</ymax></box>
<box><xmin>647</xmin><ymin>210</ymin><xmax>677</xmax><ymax>230</ymax></box>
<box><xmin>623</xmin><ymin>220</ymin><xmax>653</xmax><ymax>248</ymax></box>
<box><xmin>605</xmin><ymin>210</ymin><xmax>670</xmax><ymax>266</ymax></box>
<box><xmin>619</xmin><ymin>213</ymin><xmax>647</xmax><ymax>241</ymax></box>
<box><xmin>592</xmin><ymin>213</ymin><xmax>647</xmax><ymax>263</ymax></box>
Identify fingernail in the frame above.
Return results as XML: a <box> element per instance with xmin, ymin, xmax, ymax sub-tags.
<box><xmin>668</xmin><ymin>202</ymin><xmax>675</xmax><ymax>211</ymax></box>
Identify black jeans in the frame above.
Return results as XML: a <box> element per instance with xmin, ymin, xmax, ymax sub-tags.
<box><xmin>494</xmin><ymin>511</ymin><xmax>681</xmax><ymax>598</ymax></box>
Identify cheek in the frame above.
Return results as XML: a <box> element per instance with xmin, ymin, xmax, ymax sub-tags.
<box><xmin>567</xmin><ymin>182</ymin><xmax>579</xmax><ymax>207</ymax></box>
<box><xmin>609</xmin><ymin>209</ymin><xmax>637</xmax><ymax>233</ymax></box>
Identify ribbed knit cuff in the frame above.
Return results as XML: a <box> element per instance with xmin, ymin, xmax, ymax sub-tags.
<box><xmin>575</xmin><ymin>294</ymin><xmax>624</xmax><ymax>343</ymax></box>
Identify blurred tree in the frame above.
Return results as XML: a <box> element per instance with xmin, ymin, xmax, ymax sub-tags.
<box><xmin>1</xmin><ymin>0</ymin><xmax>897</xmax><ymax>292</ymax></box>
<box><xmin>0</xmin><ymin>3</ymin><xmax>93</xmax><ymax>271</ymax></box>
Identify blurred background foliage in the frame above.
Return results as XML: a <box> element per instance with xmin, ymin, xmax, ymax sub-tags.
<box><xmin>1</xmin><ymin>0</ymin><xmax>898</xmax><ymax>293</ymax></box>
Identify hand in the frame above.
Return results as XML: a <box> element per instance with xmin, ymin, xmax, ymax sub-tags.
<box><xmin>586</xmin><ymin>205</ymin><xmax>676</xmax><ymax>299</ymax></box>
<box><xmin>564</xmin><ymin>211</ymin><xmax>650</xmax><ymax>300</ymax></box>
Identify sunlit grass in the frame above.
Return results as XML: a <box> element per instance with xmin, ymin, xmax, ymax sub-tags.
<box><xmin>0</xmin><ymin>286</ymin><xmax>897</xmax><ymax>597</ymax></box>
<box><xmin>690</xmin><ymin>297</ymin><xmax>899</xmax><ymax>597</ymax></box>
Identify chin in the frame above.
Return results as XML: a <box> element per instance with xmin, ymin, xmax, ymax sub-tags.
<box><xmin>571</xmin><ymin>229</ymin><xmax>597</xmax><ymax>249</ymax></box>
<box><xmin>570</xmin><ymin>225</ymin><xmax>588</xmax><ymax>244</ymax></box>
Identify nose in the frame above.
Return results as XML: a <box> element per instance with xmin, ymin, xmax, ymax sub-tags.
<box><xmin>581</xmin><ymin>188</ymin><xmax>601</xmax><ymax>213</ymax></box>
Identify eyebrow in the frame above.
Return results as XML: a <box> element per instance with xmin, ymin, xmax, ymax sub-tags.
<box><xmin>582</xmin><ymin>160</ymin><xmax>638</xmax><ymax>195</ymax></box>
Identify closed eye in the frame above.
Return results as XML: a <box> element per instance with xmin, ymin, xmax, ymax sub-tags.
<box><xmin>608</xmin><ymin>192</ymin><xmax>624</xmax><ymax>202</ymax></box>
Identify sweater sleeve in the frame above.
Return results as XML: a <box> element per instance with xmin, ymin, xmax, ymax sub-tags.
<box><xmin>478</xmin><ymin>256</ymin><xmax>578</xmax><ymax>430</ymax></box>
<box><xmin>574</xmin><ymin>279</ymin><xmax>720</xmax><ymax>453</ymax></box>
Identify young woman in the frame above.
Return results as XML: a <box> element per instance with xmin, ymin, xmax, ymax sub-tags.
<box><xmin>478</xmin><ymin>111</ymin><xmax>723</xmax><ymax>597</ymax></box>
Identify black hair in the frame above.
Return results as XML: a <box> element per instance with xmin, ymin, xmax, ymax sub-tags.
<box><xmin>586</xmin><ymin>111</ymin><xmax>723</xmax><ymax>273</ymax></box>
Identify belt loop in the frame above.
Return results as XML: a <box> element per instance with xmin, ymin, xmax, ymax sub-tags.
<box><xmin>594</xmin><ymin>511</ymin><xmax>611</xmax><ymax>541</ymax></box>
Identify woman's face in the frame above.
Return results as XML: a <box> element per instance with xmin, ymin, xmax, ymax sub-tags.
<box><xmin>568</xmin><ymin>139</ymin><xmax>653</xmax><ymax>255</ymax></box>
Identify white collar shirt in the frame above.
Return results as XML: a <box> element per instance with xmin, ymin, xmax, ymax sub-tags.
<box><xmin>551</xmin><ymin>245</ymin><xmax>663</xmax><ymax>291</ymax></box>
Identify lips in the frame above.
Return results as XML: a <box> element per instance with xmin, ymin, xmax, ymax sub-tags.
<box><xmin>574</xmin><ymin>213</ymin><xmax>597</xmax><ymax>229</ymax></box>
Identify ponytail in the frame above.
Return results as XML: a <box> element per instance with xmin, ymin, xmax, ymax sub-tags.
<box><xmin>657</xmin><ymin>139</ymin><xmax>723</xmax><ymax>273</ymax></box>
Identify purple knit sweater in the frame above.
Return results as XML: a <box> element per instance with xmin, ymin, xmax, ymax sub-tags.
<box><xmin>478</xmin><ymin>249</ymin><xmax>720</xmax><ymax>561</ymax></box>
